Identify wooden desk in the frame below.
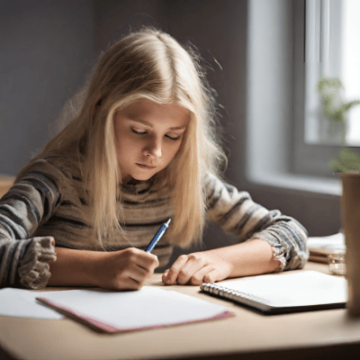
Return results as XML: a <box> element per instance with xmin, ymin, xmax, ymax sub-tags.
<box><xmin>1</xmin><ymin>262</ymin><xmax>360</xmax><ymax>360</ymax></box>
<box><xmin>0</xmin><ymin>177</ymin><xmax>15</xmax><ymax>199</ymax></box>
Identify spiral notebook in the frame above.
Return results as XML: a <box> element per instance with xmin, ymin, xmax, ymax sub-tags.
<box><xmin>200</xmin><ymin>271</ymin><xmax>347</xmax><ymax>315</ymax></box>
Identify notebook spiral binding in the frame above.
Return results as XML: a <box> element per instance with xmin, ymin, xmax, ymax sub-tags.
<box><xmin>200</xmin><ymin>283</ymin><xmax>272</xmax><ymax>306</ymax></box>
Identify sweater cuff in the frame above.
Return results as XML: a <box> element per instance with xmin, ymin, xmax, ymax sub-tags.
<box><xmin>18</xmin><ymin>237</ymin><xmax>57</xmax><ymax>289</ymax></box>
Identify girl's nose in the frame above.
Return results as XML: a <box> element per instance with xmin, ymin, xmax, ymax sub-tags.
<box><xmin>144</xmin><ymin>138</ymin><xmax>162</xmax><ymax>158</ymax></box>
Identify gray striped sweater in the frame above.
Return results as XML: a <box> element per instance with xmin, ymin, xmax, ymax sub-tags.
<box><xmin>0</xmin><ymin>151</ymin><xmax>308</xmax><ymax>289</ymax></box>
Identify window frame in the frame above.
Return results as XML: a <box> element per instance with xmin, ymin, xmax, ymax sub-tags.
<box><xmin>291</xmin><ymin>0</ymin><xmax>360</xmax><ymax>179</ymax></box>
<box><xmin>246</xmin><ymin>0</ymin><xmax>342</xmax><ymax>196</ymax></box>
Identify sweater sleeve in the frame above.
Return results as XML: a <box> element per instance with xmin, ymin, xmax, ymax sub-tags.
<box><xmin>0</xmin><ymin>158</ymin><xmax>65</xmax><ymax>289</ymax></box>
<box><xmin>204</xmin><ymin>173</ymin><xmax>309</xmax><ymax>271</ymax></box>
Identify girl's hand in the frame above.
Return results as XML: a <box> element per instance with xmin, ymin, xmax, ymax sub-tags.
<box><xmin>162</xmin><ymin>251</ymin><xmax>233</xmax><ymax>285</ymax></box>
<box><xmin>95</xmin><ymin>247</ymin><xmax>159</xmax><ymax>290</ymax></box>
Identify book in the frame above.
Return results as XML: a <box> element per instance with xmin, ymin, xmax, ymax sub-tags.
<box><xmin>307</xmin><ymin>233</ymin><xmax>345</xmax><ymax>263</ymax></box>
<box><xmin>36</xmin><ymin>286</ymin><xmax>234</xmax><ymax>333</ymax></box>
<box><xmin>200</xmin><ymin>271</ymin><xmax>347</xmax><ymax>315</ymax></box>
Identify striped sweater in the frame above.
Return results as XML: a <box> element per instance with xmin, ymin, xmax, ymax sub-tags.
<box><xmin>0</xmin><ymin>151</ymin><xmax>309</xmax><ymax>289</ymax></box>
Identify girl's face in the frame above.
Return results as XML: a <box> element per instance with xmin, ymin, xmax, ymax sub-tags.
<box><xmin>114</xmin><ymin>99</ymin><xmax>189</xmax><ymax>184</ymax></box>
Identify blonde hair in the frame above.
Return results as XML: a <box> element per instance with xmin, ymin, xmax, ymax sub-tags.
<box><xmin>16</xmin><ymin>28</ymin><xmax>227</xmax><ymax>248</ymax></box>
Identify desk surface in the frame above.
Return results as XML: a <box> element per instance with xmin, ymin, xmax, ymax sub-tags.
<box><xmin>1</xmin><ymin>262</ymin><xmax>360</xmax><ymax>360</ymax></box>
<box><xmin>0</xmin><ymin>176</ymin><xmax>15</xmax><ymax>199</ymax></box>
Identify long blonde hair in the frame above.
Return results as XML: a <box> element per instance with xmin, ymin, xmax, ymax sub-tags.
<box><xmin>16</xmin><ymin>28</ymin><xmax>227</xmax><ymax>248</ymax></box>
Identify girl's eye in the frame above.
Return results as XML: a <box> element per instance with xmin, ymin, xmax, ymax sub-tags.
<box><xmin>166</xmin><ymin>135</ymin><xmax>180</xmax><ymax>141</ymax></box>
<box><xmin>132</xmin><ymin>128</ymin><xmax>180</xmax><ymax>141</ymax></box>
<box><xmin>132</xmin><ymin>128</ymin><xmax>147</xmax><ymax>135</ymax></box>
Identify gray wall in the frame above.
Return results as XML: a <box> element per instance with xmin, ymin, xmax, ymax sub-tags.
<box><xmin>0</xmin><ymin>0</ymin><xmax>95</xmax><ymax>175</ymax></box>
<box><xmin>0</xmin><ymin>0</ymin><xmax>341</xmax><ymax>269</ymax></box>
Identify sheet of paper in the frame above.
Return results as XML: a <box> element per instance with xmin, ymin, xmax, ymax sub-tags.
<box><xmin>307</xmin><ymin>233</ymin><xmax>345</xmax><ymax>252</ymax></box>
<box><xmin>36</xmin><ymin>286</ymin><xmax>231</xmax><ymax>331</ymax></box>
<box><xmin>0</xmin><ymin>288</ymin><xmax>64</xmax><ymax>319</ymax></box>
<box><xmin>218</xmin><ymin>271</ymin><xmax>347</xmax><ymax>307</ymax></box>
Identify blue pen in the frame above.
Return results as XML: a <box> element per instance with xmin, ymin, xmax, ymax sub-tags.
<box><xmin>144</xmin><ymin>218</ymin><xmax>171</xmax><ymax>253</ymax></box>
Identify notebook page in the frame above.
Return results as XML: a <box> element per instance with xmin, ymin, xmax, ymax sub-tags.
<box><xmin>307</xmin><ymin>233</ymin><xmax>345</xmax><ymax>254</ymax></box>
<box><xmin>307</xmin><ymin>233</ymin><xmax>345</xmax><ymax>248</ymax></box>
<box><xmin>218</xmin><ymin>271</ymin><xmax>347</xmax><ymax>307</ymax></box>
<box><xmin>36</xmin><ymin>286</ymin><xmax>231</xmax><ymax>330</ymax></box>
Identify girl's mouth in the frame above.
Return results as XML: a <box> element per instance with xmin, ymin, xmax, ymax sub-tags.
<box><xmin>136</xmin><ymin>163</ymin><xmax>156</xmax><ymax>169</ymax></box>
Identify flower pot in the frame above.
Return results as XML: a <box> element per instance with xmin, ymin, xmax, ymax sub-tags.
<box><xmin>341</xmin><ymin>173</ymin><xmax>360</xmax><ymax>317</ymax></box>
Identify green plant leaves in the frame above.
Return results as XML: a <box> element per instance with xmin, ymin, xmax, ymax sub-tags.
<box><xmin>317</xmin><ymin>77</ymin><xmax>360</xmax><ymax>124</ymax></box>
<box><xmin>329</xmin><ymin>148</ymin><xmax>360</xmax><ymax>173</ymax></box>
<box><xmin>318</xmin><ymin>77</ymin><xmax>360</xmax><ymax>174</ymax></box>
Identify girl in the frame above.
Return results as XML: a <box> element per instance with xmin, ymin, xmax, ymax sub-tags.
<box><xmin>0</xmin><ymin>28</ymin><xmax>308</xmax><ymax>290</ymax></box>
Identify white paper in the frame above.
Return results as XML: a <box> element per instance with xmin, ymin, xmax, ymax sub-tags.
<box><xmin>36</xmin><ymin>286</ymin><xmax>229</xmax><ymax>330</ymax></box>
<box><xmin>307</xmin><ymin>233</ymin><xmax>345</xmax><ymax>252</ymax></box>
<box><xmin>0</xmin><ymin>288</ymin><xmax>64</xmax><ymax>319</ymax></box>
<box><xmin>217</xmin><ymin>271</ymin><xmax>347</xmax><ymax>308</ymax></box>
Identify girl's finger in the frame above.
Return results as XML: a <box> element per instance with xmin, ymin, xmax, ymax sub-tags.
<box><xmin>163</xmin><ymin>255</ymin><xmax>189</xmax><ymax>285</ymax></box>
<box><xmin>125</xmin><ymin>263</ymin><xmax>149</xmax><ymax>283</ymax></box>
<box><xmin>117</xmin><ymin>275</ymin><xmax>143</xmax><ymax>290</ymax></box>
<box><xmin>189</xmin><ymin>265</ymin><xmax>215</xmax><ymax>285</ymax></box>
<box><xmin>137</xmin><ymin>254</ymin><xmax>159</xmax><ymax>272</ymax></box>
<box><xmin>162</xmin><ymin>269</ymin><xmax>169</xmax><ymax>282</ymax></box>
<box><xmin>203</xmin><ymin>269</ymin><xmax>221</xmax><ymax>284</ymax></box>
<box><xmin>175</xmin><ymin>257</ymin><xmax>207</xmax><ymax>285</ymax></box>
<box><xmin>126</xmin><ymin>249</ymin><xmax>159</xmax><ymax>271</ymax></box>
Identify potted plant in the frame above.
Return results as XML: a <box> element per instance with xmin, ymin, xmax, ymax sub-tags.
<box><xmin>318</xmin><ymin>78</ymin><xmax>360</xmax><ymax>317</ymax></box>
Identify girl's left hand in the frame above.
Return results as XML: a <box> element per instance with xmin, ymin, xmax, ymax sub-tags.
<box><xmin>162</xmin><ymin>252</ymin><xmax>233</xmax><ymax>285</ymax></box>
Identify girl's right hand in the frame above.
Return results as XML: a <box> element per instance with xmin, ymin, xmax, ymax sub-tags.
<box><xmin>94</xmin><ymin>247</ymin><xmax>159</xmax><ymax>290</ymax></box>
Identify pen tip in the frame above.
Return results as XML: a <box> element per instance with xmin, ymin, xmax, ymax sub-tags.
<box><xmin>166</xmin><ymin>218</ymin><xmax>171</xmax><ymax>226</ymax></box>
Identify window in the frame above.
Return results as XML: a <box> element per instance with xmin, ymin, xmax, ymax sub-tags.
<box><xmin>247</xmin><ymin>0</ymin><xmax>342</xmax><ymax>194</ymax></box>
<box><xmin>247</xmin><ymin>0</ymin><xmax>360</xmax><ymax>194</ymax></box>
<box><xmin>304</xmin><ymin>0</ymin><xmax>360</xmax><ymax>146</ymax></box>
<box><xmin>341</xmin><ymin>0</ymin><xmax>360</xmax><ymax>144</ymax></box>
<box><xmin>292</xmin><ymin>0</ymin><xmax>360</xmax><ymax>179</ymax></box>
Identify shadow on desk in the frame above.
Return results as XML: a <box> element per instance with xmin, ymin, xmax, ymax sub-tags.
<box><xmin>201</xmin><ymin>344</ymin><xmax>360</xmax><ymax>360</ymax></box>
<box><xmin>1</xmin><ymin>342</ymin><xmax>360</xmax><ymax>360</ymax></box>
<box><xmin>0</xmin><ymin>346</ymin><xmax>16</xmax><ymax>360</ymax></box>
